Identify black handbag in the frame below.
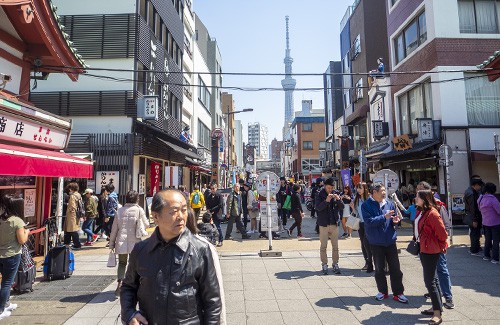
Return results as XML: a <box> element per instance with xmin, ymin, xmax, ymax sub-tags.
<box><xmin>406</xmin><ymin>214</ymin><xmax>427</xmax><ymax>256</ymax></box>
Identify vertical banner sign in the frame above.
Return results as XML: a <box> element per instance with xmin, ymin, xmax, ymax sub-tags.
<box><xmin>138</xmin><ymin>174</ymin><xmax>146</xmax><ymax>195</ymax></box>
<box><xmin>96</xmin><ymin>171</ymin><xmax>120</xmax><ymax>194</ymax></box>
<box><xmin>24</xmin><ymin>188</ymin><xmax>36</xmax><ymax>218</ymax></box>
<box><xmin>340</xmin><ymin>169</ymin><xmax>352</xmax><ymax>189</ymax></box>
<box><xmin>164</xmin><ymin>166</ymin><xmax>180</xmax><ymax>188</ymax></box>
<box><xmin>150</xmin><ymin>162</ymin><xmax>161</xmax><ymax>196</ymax></box>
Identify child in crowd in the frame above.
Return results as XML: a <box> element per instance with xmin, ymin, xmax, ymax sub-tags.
<box><xmin>197</xmin><ymin>212</ymin><xmax>219</xmax><ymax>245</ymax></box>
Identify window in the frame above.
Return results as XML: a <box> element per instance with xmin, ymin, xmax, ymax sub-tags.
<box><xmin>458</xmin><ymin>0</ymin><xmax>499</xmax><ymax>34</ymax></box>
<box><xmin>155</xmin><ymin>13</ymin><xmax>161</xmax><ymax>39</ymax></box>
<box><xmin>319</xmin><ymin>141</ymin><xmax>326</xmax><ymax>150</ymax></box>
<box><xmin>394</xmin><ymin>12</ymin><xmax>427</xmax><ymax>64</ymax></box>
<box><xmin>465</xmin><ymin>73</ymin><xmax>500</xmax><ymax>125</ymax></box>
<box><xmin>397</xmin><ymin>81</ymin><xmax>433</xmax><ymax>134</ymax></box>
<box><xmin>350</xmin><ymin>35</ymin><xmax>361</xmax><ymax>61</ymax></box>
<box><xmin>198</xmin><ymin>120</ymin><xmax>210</xmax><ymax>148</ymax></box>
<box><xmin>302</xmin><ymin>123</ymin><xmax>312</xmax><ymax>131</ymax></box>
<box><xmin>303</xmin><ymin>141</ymin><xmax>313</xmax><ymax>150</ymax></box>
<box><xmin>147</xmin><ymin>2</ymin><xmax>154</xmax><ymax>31</ymax></box>
<box><xmin>355</xmin><ymin>78</ymin><xmax>364</xmax><ymax>101</ymax></box>
<box><xmin>198</xmin><ymin>76</ymin><xmax>210</xmax><ymax>109</ymax></box>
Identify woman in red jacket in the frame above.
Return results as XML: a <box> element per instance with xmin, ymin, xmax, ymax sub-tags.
<box><xmin>415</xmin><ymin>190</ymin><xmax>448</xmax><ymax>325</ymax></box>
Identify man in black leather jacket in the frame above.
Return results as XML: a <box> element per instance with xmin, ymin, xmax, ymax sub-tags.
<box><xmin>120</xmin><ymin>189</ymin><xmax>224</xmax><ymax>325</ymax></box>
<box><xmin>315</xmin><ymin>177</ymin><xmax>344</xmax><ymax>275</ymax></box>
<box><xmin>205</xmin><ymin>183</ymin><xmax>224</xmax><ymax>247</ymax></box>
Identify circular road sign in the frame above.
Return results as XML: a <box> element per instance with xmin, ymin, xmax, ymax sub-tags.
<box><xmin>255</xmin><ymin>171</ymin><xmax>280</xmax><ymax>198</ymax></box>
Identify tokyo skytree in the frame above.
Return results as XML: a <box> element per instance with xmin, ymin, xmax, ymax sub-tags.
<box><xmin>281</xmin><ymin>16</ymin><xmax>296</xmax><ymax>125</ymax></box>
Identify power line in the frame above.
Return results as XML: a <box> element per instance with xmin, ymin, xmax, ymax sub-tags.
<box><xmin>39</xmin><ymin>64</ymin><xmax>499</xmax><ymax>77</ymax></box>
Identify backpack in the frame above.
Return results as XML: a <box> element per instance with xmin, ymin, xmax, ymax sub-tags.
<box><xmin>73</xmin><ymin>194</ymin><xmax>85</xmax><ymax>219</ymax></box>
<box><xmin>192</xmin><ymin>192</ymin><xmax>201</xmax><ymax>205</ymax></box>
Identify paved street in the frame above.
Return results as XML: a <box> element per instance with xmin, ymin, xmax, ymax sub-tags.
<box><xmin>3</xmin><ymin>216</ymin><xmax>500</xmax><ymax>325</ymax></box>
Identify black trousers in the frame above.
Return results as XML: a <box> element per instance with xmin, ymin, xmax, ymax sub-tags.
<box><xmin>370</xmin><ymin>243</ymin><xmax>404</xmax><ymax>295</ymax></box>
<box><xmin>64</xmin><ymin>231</ymin><xmax>81</xmax><ymax>248</ymax></box>
<box><xmin>279</xmin><ymin>209</ymin><xmax>289</xmax><ymax>226</ymax></box>
<box><xmin>289</xmin><ymin>212</ymin><xmax>302</xmax><ymax>235</ymax></box>
<box><xmin>104</xmin><ymin>216</ymin><xmax>114</xmax><ymax>237</ymax></box>
<box><xmin>358</xmin><ymin>223</ymin><xmax>373</xmax><ymax>267</ymax></box>
<box><xmin>469</xmin><ymin>223</ymin><xmax>482</xmax><ymax>253</ymax></box>
<box><xmin>225</xmin><ymin>214</ymin><xmax>246</xmax><ymax>238</ymax></box>
<box><xmin>420</xmin><ymin>253</ymin><xmax>443</xmax><ymax>312</ymax></box>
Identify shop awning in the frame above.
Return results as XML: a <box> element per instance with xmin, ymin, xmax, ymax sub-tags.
<box><xmin>157</xmin><ymin>138</ymin><xmax>202</xmax><ymax>160</ymax></box>
<box><xmin>0</xmin><ymin>143</ymin><xmax>93</xmax><ymax>178</ymax></box>
<box><xmin>380</xmin><ymin>140</ymin><xmax>441</xmax><ymax>160</ymax></box>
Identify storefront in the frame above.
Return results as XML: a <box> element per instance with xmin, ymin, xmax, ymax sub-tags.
<box><xmin>0</xmin><ymin>96</ymin><xmax>93</xmax><ymax>255</ymax></box>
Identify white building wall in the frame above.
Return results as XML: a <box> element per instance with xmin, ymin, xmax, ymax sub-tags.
<box><xmin>192</xmin><ymin>42</ymin><xmax>212</xmax><ymax>149</ymax></box>
<box><xmin>52</xmin><ymin>0</ymin><xmax>136</xmax><ymax>15</ymax></box>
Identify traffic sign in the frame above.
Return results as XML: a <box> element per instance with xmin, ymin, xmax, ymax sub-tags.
<box><xmin>439</xmin><ymin>144</ymin><xmax>452</xmax><ymax>159</ymax></box>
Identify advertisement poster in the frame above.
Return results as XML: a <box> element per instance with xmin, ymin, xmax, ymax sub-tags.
<box><xmin>96</xmin><ymin>171</ymin><xmax>120</xmax><ymax>194</ymax></box>
<box><xmin>255</xmin><ymin>171</ymin><xmax>280</xmax><ymax>197</ymax></box>
<box><xmin>150</xmin><ymin>162</ymin><xmax>161</xmax><ymax>196</ymax></box>
<box><xmin>451</xmin><ymin>194</ymin><xmax>465</xmax><ymax>212</ymax></box>
<box><xmin>260</xmin><ymin>202</ymin><xmax>279</xmax><ymax>231</ymax></box>
<box><xmin>138</xmin><ymin>174</ymin><xmax>146</xmax><ymax>195</ymax></box>
<box><xmin>24</xmin><ymin>189</ymin><xmax>36</xmax><ymax>218</ymax></box>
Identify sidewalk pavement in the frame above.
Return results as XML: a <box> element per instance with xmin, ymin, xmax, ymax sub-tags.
<box><xmin>4</xmin><ymin>215</ymin><xmax>499</xmax><ymax>324</ymax></box>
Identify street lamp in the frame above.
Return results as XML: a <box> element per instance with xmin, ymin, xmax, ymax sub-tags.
<box><xmin>224</xmin><ymin>108</ymin><xmax>253</xmax><ymax>187</ymax></box>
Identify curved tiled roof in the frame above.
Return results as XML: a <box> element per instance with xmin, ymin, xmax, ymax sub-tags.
<box><xmin>477</xmin><ymin>50</ymin><xmax>500</xmax><ymax>69</ymax></box>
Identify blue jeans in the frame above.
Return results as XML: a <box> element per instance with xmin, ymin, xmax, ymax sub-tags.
<box><xmin>0</xmin><ymin>254</ymin><xmax>21</xmax><ymax>313</ymax></box>
<box><xmin>437</xmin><ymin>253</ymin><xmax>452</xmax><ymax>299</ymax></box>
<box><xmin>82</xmin><ymin>218</ymin><xmax>95</xmax><ymax>242</ymax></box>
<box><xmin>213</xmin><ymin>218</ymin><xmax>223</xmax><ymax>243</ymax></box>
<box><xmin>484</xmin><ymin>224</ymin><xmax>500</xmax><ymax>262</ymax></box>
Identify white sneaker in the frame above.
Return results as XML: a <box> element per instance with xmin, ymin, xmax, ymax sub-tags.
<box><xmin>0</xmin><ymin>309</ymin><xmax>11</xmax><ymax>320</ymax></box>
<box><xmin>100</xmin><ymin>233</ymin><xmax>108</xmax><ymax>239</ymax></box>
<box><xmin>247</xmin><ymin>230</ymin><xmax>254</xmax><ymax>234</ymax></box>
<box><xmin>6</xmin><ymin>303</ymin><xmax>17</xmax><ymax>311</ymax></box>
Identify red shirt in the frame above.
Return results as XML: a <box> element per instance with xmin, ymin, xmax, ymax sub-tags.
<box><xmin>418</xmin><ymin>208</ymin><xmax>448</xmax><ymax>254</ymax></box>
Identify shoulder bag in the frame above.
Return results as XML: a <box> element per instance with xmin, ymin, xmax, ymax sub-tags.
<box><xmin>346</xmin><ymin>214</ymin><xmax>360</xmax><ymax>231</ymax></box>
<box><xmin>406</xmin><ymin>214</ymin><xmax>427</xmax><ymax>256</ymax></box>
<box><xmin>135</xmin><ymin>206</ymin><xmax>148</xmax><ymax>239</ymax></box>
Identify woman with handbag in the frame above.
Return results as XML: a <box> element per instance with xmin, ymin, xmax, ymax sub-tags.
<box><xmin>109</xmin><ymin>190</ymin><xmax>149</xmax><ymax>297</ymax></box>
<box><xmin>415</xmin><ymin>190</ymin><xmax>448</xmax><ymax>325</ymax></box>
<box><xmin>341</xmin><ymin>185</ymin><xmax>353</xmax><ymax>239</ymax></box>
<box><xmin>350</xmin><ymin>182</ymin><xmax>373</xmax><ymax>272</ymax></box>
<box><xmin>0</xmin><ymin>195</ymin><xmax>29</xmax><ymax>320</ymax></box>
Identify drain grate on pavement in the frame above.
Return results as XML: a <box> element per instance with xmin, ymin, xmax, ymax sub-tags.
<box><xmin>12</xmin><ymin>275</ymin><xmax>116</xmax><ymax>303</ymax></box>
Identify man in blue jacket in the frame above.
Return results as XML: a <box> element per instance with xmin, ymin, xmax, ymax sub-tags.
<box><xmin>315</xmin><ymin>177</ymin><xmax>344</xmax><ymax>275</ymax></box>
<box><xmin>361</xmin><ymin>183</ymin><xmax>408</xmax><ymax>303</ymax></box>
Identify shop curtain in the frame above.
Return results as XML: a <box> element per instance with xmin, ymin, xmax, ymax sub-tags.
<box><xmin>465</xmin><ymin>74</ymin><xmax>500</xmax><ymax>126</ymax></box>
<box><xmin>475</xmin><ymin>0</ymin><xmax>498</xmax><ymax>33</ymax></box>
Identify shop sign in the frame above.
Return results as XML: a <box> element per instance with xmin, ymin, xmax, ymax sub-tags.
<box><xmin>150</xmin><ymin>163</ymin><xmax>161</xmax><ymax>196</ymax></box>
<box><xmin>96</xmin><ymin>171</ymin><xmax>120</xmax><ymax>194</ymax></box>
<box><xmin>24</xmin><ymin>188</ymin><xmax>36</xmax><ymax>218</ymax></box>
<box><xmin>340</xmin><ymin>169</ymin><xmax>352</xmax><ymax>189</ymax></box>
<box><xmin>211</xmin><ymin>128</ymin><xmax>223</xmax><ymax>139</ymax></box>
<box><xmin>137</xmin><ymin>96</ymin><xmax>158</xmax><ymax>121</ymax></box>
<box><xmin>373</xmin><ymin>121</ymin><xmax>389</xmax><ymax>139</ymax></box>
<box><xmin>392</xmin><ymin>134</ymin><xmax>412</xmax><ymax>151</ymax></box>
<box><xmin>0</xmin><ymin>112</ymin><xmax>68</xmax><ymax>150</ymax></box>
<box><xmin>138</xmin><ymin>174</ymin><xmax>146</xmax><ymax>195</ymax></box>
<box><xmin>219</xmin><ymin>137</ymin><xmax>224</xmax><ymax>152</ymax></box>
<box><xmin>417</xmin><ymin>118</ymin><xmax>434</xmax><ymax>141</ymax></box>
<box><xmin>373</xmin><ymin>169</ymin><xmax>399</xmax><ymax>196</ymax></box>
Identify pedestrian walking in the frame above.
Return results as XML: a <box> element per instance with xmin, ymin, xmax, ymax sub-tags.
<box><xmin>197</xmin><ymin>212</ymin><xmax>219</xmax><ymax>245</ymax></box>
<box><xmin>288</xmin><ymin>184</ymin><xmax>304</xmax><ymax>238</ymax></box>
<box><xmin>315</xmin><ymin>177</ymin><xmax>344</xmax><ymax>275</ymax></box>
<box><xmin>245</xmin><ymin>183</ymin><xmax>259</xmax><ymax>234</ymax></box>
<box><xmin>95</xmin><ymin>186</ymin><xmax>108</xmax><ymax>240</ymax></box>
<box><xmin>189</xmin><ymin>185</ymin><xmax>205</xmax><ymax>219</ymax></box>
<box><xmin>415</xmin><ymin>181</ymin><xmax>455</xmax><ymax>310</ymax></box>
<box><xmin>0</xmin><ymin>195</ymin><xmax>29</xmax><ymax>321</ymax></box>
<box><xmin>277</xmin><ymin>177</ymin><xmax>291</xmax><ymax>231</ymax></box>
<box><xmin>225</xmin><ymin>184</ymin><xmax>250</xmax><ymax>240</ymax></box>
<box><xmin>120</xmin><ymin>189</ymin><xmax>225</xmax><ymax>324</ymax></box>
<box><xmin>178</xmin><ymin>185</ymin><xmax>190</xmax><ymax>202</ymax></box>
<box><xmin>415</xmin><ymin>190</ymin><xmax>448</xmax><ymax>325</ymax></box>
<box><xmin>82</xmin><ymin>188</ymin><xmax>98</xmax><ymax>246</ymax></box>
<box><xmin>362</xmin><ymin>183</ymin><xmax>408</xmax><ymax>303</ymax></box>
<box><xmin>205</xmin><ymin>183</ymin><xmax>224</xmax><ymax>246</ymax></box>
<box><xmin>310</xmin><ymin>178</ymin><xmax>323</xmax><ymax>219</ymax></box>
<box><xmin>240</xmin><ymin>179</ymin><xmax>249</xmax><ymax>231</ymax></box>
<box><xmin>478</xmin><ymin>182</ymin><xmax>500</xmax><ymax>264</ymax></box>
<box><xmin>104</xmin><ymin>184</ymin><xmax>119</xmax><ymax>241</ymax></box>
<box><xmin>464</xmin><ymin>178</ymin><xmax>484</xmax><ymax>256</ymax></box>
<box><xmin>64</xmin><ymin>182</ymin><xmax>82</xmax><ymax>249</ymax></box>
<box><xmin>351</xmin><ymin>182</ymin><xmax>373</xmax><ymax>272</ymax></box>
<box><xmin>341</xmin><ymin>185</ymin><xmax>353</xmax><ymax>239</ymax></box>
<box><xmin>109</xmin><ymin>190</ymin><xmax>149</xmax><ymax>297</ymax></box>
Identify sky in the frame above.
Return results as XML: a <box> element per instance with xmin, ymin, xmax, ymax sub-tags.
<box><xmin>194</xmin><ymin>0</ymin><xmax>354</xmax><ymax>142</ymax></box>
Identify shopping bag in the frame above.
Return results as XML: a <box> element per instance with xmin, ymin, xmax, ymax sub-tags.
<box><xmin>346</xmin><ymin>214</ymin><xmax>360</xmax><ymax>230</ymax></box>
<box><xmin>107</xmin><ymin>251</ymin><xmax>117</xmax><ymax>268</ymax></box>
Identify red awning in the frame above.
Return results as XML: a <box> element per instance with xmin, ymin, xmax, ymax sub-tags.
<box><xmin>0</xmin><ymin>143</ymin><xmax>93</xmax><ymax>178</ymax></box>
<box><xmin>187</xmin><ymin>165</ymin><xmax>211</xmax><ymax>173</ymax></box>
